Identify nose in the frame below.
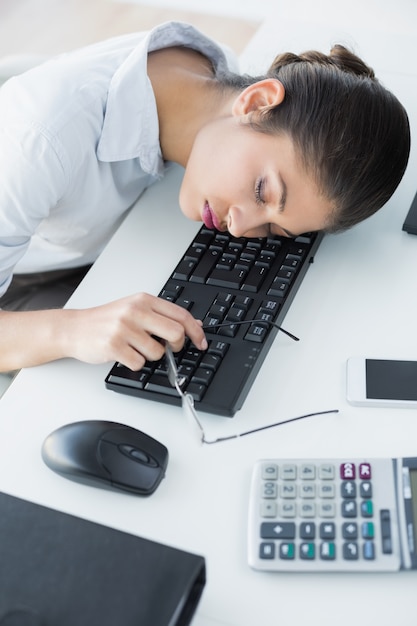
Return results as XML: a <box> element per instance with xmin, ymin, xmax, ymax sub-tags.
<box><xmin>227</xmin><ymin>206</ymin><xmax>267</xmax><ymax>239</ymax></box>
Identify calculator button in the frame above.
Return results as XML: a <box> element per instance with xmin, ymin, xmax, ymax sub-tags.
<box><xmin>279</xmin><ymin>483</ymin><xmax>296</xmax><ymax>498</ymax></box>
<box><xmin>319</xmin><ymin>483</ymin><xmax>335</xmax><ymax>498</ymax></box>
<box><xmin>300</xmin><ymin>522</ymin><xmax>316</xmax><ymax>539</ymax></box>
<box><xmin>260</xmin><ymin>542</ymin><xmax>275</xmax><ymax>559</ymax></box>
<box><xmin>382</xmin><ymin>537</ymin><xmax>393</xmax><ymax>554</ymax></box>
<box><xmin>380</xmin><ymin>509</ymin><xmax>393</xmax><ymax>554</ymax></box>
<box><xmin>362</xmin><ymin>522</ymin><xmax>374</xmax><ymax>539</ymax></box>
<box><xmin>300</xmin><ymin>464</ymin><xmax>316</xmax><ymax>479</ymax></box>
<box><xmin>318</xmin><ymin>502</ymin><xmax>336</xmax><ymax>518</ymax></box>
<box><xmin>280</xmin><ymin>502</ymin><xmax>296</xmax><ymax>517</ymax></box>
<box><xmin>360</xmin><ymin>481</ymin><xmax>372</xmax><ymax>498</ymax></box>
<box><xmin>341</xmin><ymin>481</ymin><xmax>356</xmax><ymax>498</ymax></box>
<box><xmin>299</xmin><ymin>484</ymin><xmax>316</xmax><ymax>498</ymax></box>
<box><xmin>300</xmin><ymin>543</ymin><xmax>315</xmax><ymax>559</ymax></box>
<box><xmin>342</xmin><ymin>500</ymin><xmax>357</xmax><ymax>517</ymax></box>
<box><xmin>320</xmin><ymin>522</ymin><xmax>336</xmax><ymax>539</ymax></box>
<box><xmin>320</xmin><ymin>542</ymin><xmax>336</xmax><ymax>560</ymax></box>
<box><xmin>281</xmin><ymin>464</ymin><xmax>297</xmax><ymax>480</ymax></box>
<box><xmin>342</xmin><ymin>522</ymin><xmax>358</xmax><ymax>539</ymax></box>
<box><xmin>299</xmin><ymin>502</ymin><xmax>316</xmax><ymax>518</ymax></box>
<box><xmin>262</xmin><ymin>482</ymin><xmax>278</xmax><ymax>498</ymax></box>
<box><xmin>262</xmin><ymin>464</ymin><xmax>278</xmax><ymax>480</ymax></box>
<box><xmin>260</xmin><ymin>501</ymin><xmax>278</xmax><ymax>518</ymax></box>
<box><xmin>343</xmin><ymin>542</ymin><xmax>359</xmax><ymax>560</ymax></box>
<box><xmin>363</xmin><ymin>541</ymin><xmax>375</xmax><ymax>560</ymax></box>
<box><xmin>359</xmin><ymin>463</ymin><xmax>372</xmax><ymax>479</ymax></box>
<box><xmin>340</xmin><ymin>462</ymin><xmax>356</xmax><ymax>480</ymax></box>
<box><xmin>280</xmin><ymin>543</ymin><xmax>295</xmax><ymax>560</ymax></box>
<box><xmin>361</xmin><ymin>500</ymin><xmax>373</xmax><ymax>517</ymax></box>
<box><xmin>261</xmin><ymin>522</ymin><xmax>296</xmax><ymax>539</ymax></box>
<box><xmin>319</xmin><ymin>464</ymin><xmax>335</xmax><ymax>480</ymax></box>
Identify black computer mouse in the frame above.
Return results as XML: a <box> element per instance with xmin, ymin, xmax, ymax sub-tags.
<box><xmin>41</xmin><ymin>420</ymin><xmax>168</xmax><ymax>496</ymax></box>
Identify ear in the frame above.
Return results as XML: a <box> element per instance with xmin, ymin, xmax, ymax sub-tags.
<box><xmin>232</xmin><ymin>79</ymin><xmax>285</xmax><ymax>116</ymax></box>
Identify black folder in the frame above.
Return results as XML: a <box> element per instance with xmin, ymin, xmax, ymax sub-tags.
<box><xmin>0</xmin><ymin>491</ymin><xmax>206</xmax><ymax>626</ymax></box>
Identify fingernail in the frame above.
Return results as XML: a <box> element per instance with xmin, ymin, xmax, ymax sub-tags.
<box><xmin>201</xmin><ymin>338</ymin><xmax>208</xmax><ymax>351</ymax></box>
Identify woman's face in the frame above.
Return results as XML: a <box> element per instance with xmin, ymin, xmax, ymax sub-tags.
<box><xmin>179</xmin><ymin>117</ymin><xmax>333</xmax><ymax>239</ymax></box>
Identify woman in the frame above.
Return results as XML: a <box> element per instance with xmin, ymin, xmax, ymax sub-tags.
<box><xmin>0</xmin><ymin>21</ymin><xmax>410</xmax><ymax>373</ymax></box>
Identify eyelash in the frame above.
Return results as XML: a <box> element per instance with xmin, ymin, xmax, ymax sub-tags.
<box><xmin>255</xmin><ymin>178</ymin><xmax>265</xmax><ymax>205</ymax></box>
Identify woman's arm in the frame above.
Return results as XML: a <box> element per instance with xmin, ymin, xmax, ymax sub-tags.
<box><xmin>0</xmin><ymin>292</ymin><xmax>208</xmax><ymax>372</ymax></box>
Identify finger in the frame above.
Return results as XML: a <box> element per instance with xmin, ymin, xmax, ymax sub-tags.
<box><xmin>147</xmin><ymin>298</ymin><xmax>208</xmax><ymax>351</ymax></box>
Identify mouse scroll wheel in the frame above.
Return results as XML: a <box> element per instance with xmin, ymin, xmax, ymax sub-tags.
<box><xmin>118</xmin><ymin>444</ymin><xmax>158</xmax><ymax>466</ymax></box>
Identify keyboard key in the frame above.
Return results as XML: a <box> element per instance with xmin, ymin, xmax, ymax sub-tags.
<box><xmin>207</xmin><ymin>267</ymin><xmax>247</xmax><ymax>289</ymax></box>
<box><xmin>207</xmin><ymin>340</ymin><xmax>229</xmax><ymax>358</ymax></box>
<box><xmin>192</xmin><ymin>367</ymin><xmax>214</xmax><ymax>386</ymax></box>
<box><xmin>241</xmin><ymin>265</ymin><xmax>268</xmax><ymax>292</ymax></box>
<box><xmin>268</xmin><ymin>278</ymin><xmax>289</xmax><ymax>298</ymax></box>
<box><xmin>185</xmin><ymin>381</ymin><xmax>207</xmax><ymax>401</ymax></box>
<box><xmin>244</xmin><ymin>323</ymin><xmax>268</xmax><ymax>343</ymax></box>
<box><xmin>217</xmin><ymin>323</ymin><xmax>239</xmax><ymax>338</ymax></box>
<box><xmin>145</xmin><ymin>374</ymin><xmax>178</xmax><ymax>396</ymax></box>
<box><xmin>173</xmin><ymin>258</ymin><xmax>198</xmax><ymax>281</ymax></box>
<box><xmin>225</xmin><ymin>304</ymin><xmax>247</xmax><ymax>323</ymax></box>
<box><xmin>190</xmin><ymin>248</ymin><xmax>222</xmax><ymax>283</ymax></box>
<box><xmin>199</xmin><ymin>353</ymin><xmax>221</xmax><ymax>371</ymax></box>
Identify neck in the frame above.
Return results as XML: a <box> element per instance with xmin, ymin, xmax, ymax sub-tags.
<box><xmin>147</xmin><ymin>47</ymin><xmax>233</xmax><ymax>166</ymax></box>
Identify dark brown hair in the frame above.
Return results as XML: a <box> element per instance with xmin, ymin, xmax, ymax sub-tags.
<box><xmin>218</xmin><ymin>45</ymin><xmax>410</xmax><ymax>232</ymax></box>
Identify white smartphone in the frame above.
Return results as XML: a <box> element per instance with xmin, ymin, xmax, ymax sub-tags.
<box><xmin>346</xmin><ymin>357</ymin><xmax>417</xmax><ymax>408</ymax></box>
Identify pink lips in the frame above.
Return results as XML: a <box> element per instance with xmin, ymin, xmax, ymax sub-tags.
<box><xmin>202</xmin><ymin>202</ymin><xmax>222</xmax><ymax>230</ymax></box>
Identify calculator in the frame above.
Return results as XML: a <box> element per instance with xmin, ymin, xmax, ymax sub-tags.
<box><xmin>248</xmin><ymin>457</ymin><xmax>417</xmax><ymax>572</ymax></box>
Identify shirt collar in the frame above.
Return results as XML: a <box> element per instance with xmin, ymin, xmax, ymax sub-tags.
<box><xmin>96</xmin><ymin>21</ymin><xmax>236</xmax><ymax>176</ymax></box>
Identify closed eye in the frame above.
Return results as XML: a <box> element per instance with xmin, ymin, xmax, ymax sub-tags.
<box><xmin>255</xmin><ymin>177</ymin><xmax>265</xmax><ymax>205</ymax></box>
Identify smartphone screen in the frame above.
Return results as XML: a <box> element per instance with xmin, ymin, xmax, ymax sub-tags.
<box><xmin>366</xmin><ymin>359</ymin><xmax>417</xmax><ymax>401</ymax></box>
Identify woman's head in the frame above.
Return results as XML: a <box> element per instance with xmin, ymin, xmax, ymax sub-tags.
<box><xmin>179</xmin><ymin>44</ymin><xmax>410</xmax><ymax>238</ymax></box>
<box><xmin>214</xmin><ymin>45</ymin><xmax>410</xmax><ymax>234</ymax></box>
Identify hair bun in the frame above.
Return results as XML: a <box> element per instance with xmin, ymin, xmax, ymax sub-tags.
<box><xmin>268</xmin><ymin>44</ymin><xmax>375</xmax><ymax>79</ymax></box>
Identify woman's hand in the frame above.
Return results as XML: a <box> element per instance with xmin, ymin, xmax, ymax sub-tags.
<box><xmin>65</xmin><ymin>292</ymin><xmax>208</xmax><ymax>370</ymax></box>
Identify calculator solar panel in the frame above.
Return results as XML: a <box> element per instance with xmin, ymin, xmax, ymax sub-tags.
<box><xmin>105</xmin><ymin>226</ymin><xmax>323</xmax><ymax>417</ymax></box>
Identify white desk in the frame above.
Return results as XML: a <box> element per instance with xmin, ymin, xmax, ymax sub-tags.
<box><xmin>1</xmin><ymin>4</ymin><xmax>417</xmax><ymax>625</ymax></box>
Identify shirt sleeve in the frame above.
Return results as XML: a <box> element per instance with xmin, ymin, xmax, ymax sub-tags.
<box><xmin>0</xmin><ymin>119</ymin><xmax>68</xmax><ymax>296</ymax></box>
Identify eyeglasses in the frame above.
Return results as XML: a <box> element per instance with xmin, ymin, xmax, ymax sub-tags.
<box><xmin>202</xmin><ymin>318</ymin><xmax>300</xmax><ymax>342</ymax></box>
<box><xmin>164</xmin><ymin>340</ymin><xmax>338</xmax><ymax>445</ymax></box>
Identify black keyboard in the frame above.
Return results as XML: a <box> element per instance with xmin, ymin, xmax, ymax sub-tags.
<box><xmin>105</xmin><ymin>227</ymin><xmax>323</xmax><ymax>417</ymax></box>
